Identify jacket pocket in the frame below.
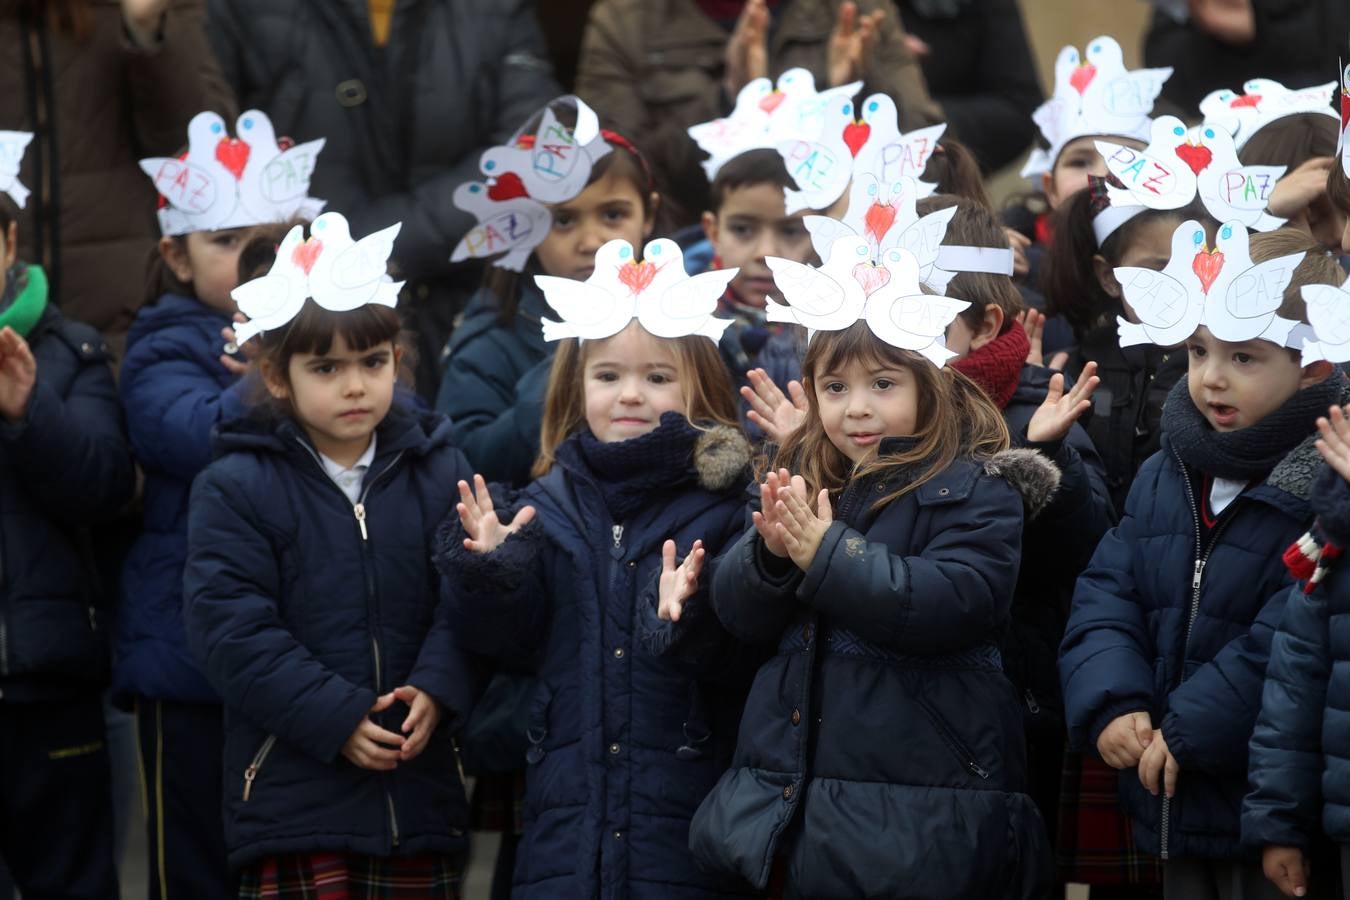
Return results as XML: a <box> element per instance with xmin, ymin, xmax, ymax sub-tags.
<box><xmin>916</xmin><ymin>695</ymin><xmax>991</xmax><ymax>781</ymax></box>
<box><xmin>242</xmin><ymin>734</ymin><xmax>277</xmax><ymax>802</ymax></box>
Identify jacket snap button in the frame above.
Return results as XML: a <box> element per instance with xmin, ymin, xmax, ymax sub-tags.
<box><xmin>626</xmin><ymin>560</ymin><xmax>636</xmax><ymax>569</ymax></box>
<box><xmin>790</xmin><ymin>708</ymin><xmax>801</xmax><ymax>726</ymax></box>
<box><xmin>875</xmin><ymin>481</ymin><xmax>885</xmax><ymax>492</ymax></box>
<box><xmin>614</xmin><ymin>647</ymin><xmax>624</xmax><ymax>659</ymax></box>
<box><xmin>609</xmin><ymin>742</ymin><xmax>620</xmax><ymax>754</ymax></box>
<box><xmin>613</xmin><ymin>830</ymin><xmax>623</xmax><ymax>840</ymax></box>
<box><xmin>938</xmin><ymin>487</ymin><xmax>950</xmax><ymax>496</ymax></box>
<box><xmin>335</xmin><ymin>78</ymin><xmax>368</xmax><ymax>107</ymax></box>
<box><xmin>783</xmin><ymin>784</ymin><xmax>794</xmax><ymax>800</ymax></box>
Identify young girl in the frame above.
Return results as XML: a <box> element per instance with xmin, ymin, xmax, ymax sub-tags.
<box><xmin>689</xmin><ymin>315</ymin><xmax>1058</xmax><ymax>898</ymax></box>
<box><xmin>183</xmin><ymin>214</ymin><xmax>474</xmax><ymax>895</ymax></box>
<box><xmin>1059</xmin><ymin>225</ymin><xmax>1346</xmax><ymax>900</ymax></box>
<box><xmin>436</xmin><ymin>240</ymin><xmax>758</xmax><ymax>898</ymax></box>
<box><xmin>116</xmin><ymin>110</ymin><xmax>325</xmax><ymax>900</ymax></box>
<box><xmin>435</xmin><ymin>98</ymin><xmax>659</xmax><ymax>485</ymax></box>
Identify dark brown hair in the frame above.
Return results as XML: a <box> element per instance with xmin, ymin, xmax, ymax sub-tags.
<box><xmin>1238</xmin><ymin>114</ymin><xmax>1340</xmax><ymax>169</ymax></box>
<box><xmin>917</xmin><ymin>194</ymin><xmax>1022</xmax><ymax>331</ymax></box>
<box><xmin>532</xmin><ymin>326</ymin><xmax>741</xmax><ymax>477</ymax></box>
<box><xmin>1328</xmin><ymin>162</ymin><xmax>1350</xmax><ymax>216</ymax></box>
<box><xmin>775</xmin><ymin>321</ymin><xmax>1009</xmax><ymax>509</ymax></box>
<box><xmin>707</xmin><ymin>148</ymin><xmax>799</xmax><ymax>214</ymax></box>
<box><xmin>921</xmin><ymin>138</ymin><xmax>991</xmax><ymax>209</ymax></box>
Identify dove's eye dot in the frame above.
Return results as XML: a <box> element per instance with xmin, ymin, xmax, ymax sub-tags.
<box><xmin>650</xmin><ymin>244</ymin><xmax>662</xmax><ymax>256</ymax></box>
<box><xmin>868</xmin><ymin>184</ymin><xmax>878</xmax><ymax>196</ymax></box>
<box><xmin>1204</xmin><ymin>128</ymin><xmax>1215</xmax><ymax>140</ymax></box>
<box><xmin>1192</xmin><ymin>231</ymin><xmax>1203</xmax><ymax>245</ymax></box>
<box><xmin>856</xmin><ymin>246</ymin><xmax>868</xmax><ymax>257</ymax></box>
<box><xmin>242</xmin><ymin>117</ymin><xmax>253</xmax><ymax>130</ymax></box>
<box><xmin>211</xmin><ymin>123</ymin><xmax>223</xmax><ymax>135</ymax></box>
<box><xmin>484</xmin><ymin>160</ymin><xmax>496</xmax><ymax>171</ymax></box>
<box><xmin>1173</xmin><ymin>126</ymin><xmax>1185</xmax><ymax>137</ymax></box>
<box><xmin>619</xmin><ymin>246</ymin><xmax>631</xmax><ymax>260</ymax></box>
<box><xmin>1090</xmin><ymin>42</ymin><xmax>1100</xmax><ymax>54</ymax></box>
<box><xmin>469</xmin><ymin>185</ymin><xmax>481</xmax><ymax>193</ymax></box>
<box><xmin>868</xmin><ymin>101</ymin><xmax>879</xmax><ymax>113</ymax></box>
<box><xmin>1221</xmin><ymin>224</ymin><xmax>1233</xmax><ymax>240</ymax></box>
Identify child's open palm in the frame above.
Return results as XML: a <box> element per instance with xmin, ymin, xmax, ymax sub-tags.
<box><xmin>1315</xmin><ymin>404</ymin><xmax>1350</xmax><ymax>484</ymax></box>
<box><xmin>457</xmin><ymin>474</ymin><xmax>535</xmax><ymax>554</ymax></box>
<box><xmin>658</xmin><ymin>539</ymin><xmax>705</xmax><ymax>622</ymax></box>
<box><xmin>0</xmin><ymin>326</ymin><xmax>37</xmax><ymax>424</ymax></box>
<box><xmin>741</xmin><ymin>368</ymin><xmax>809</xmax><ymax>445</ymax></box>
<box><xmin>1027</xmin><ymin>363</ymin><xmax>1099</xmax><ymax>445</ymax></box>
<box><xmin>752</xmin><ymin>469</ymin><xmax>792</xmax><ymax>558</ymax></box>
<box><xmin>776</xmin><ymin>477</ymin><xmax>833</xmax><ymax>571</ymax></box>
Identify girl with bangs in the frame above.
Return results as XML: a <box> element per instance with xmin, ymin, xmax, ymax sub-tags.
<box><xmin>436</xmin><ymin>246</ymin><xmax>761</xmax><ymax>899</ymax></box>
<box><xmin>690</xmin><ymin>313</ymin><xmax>1057</xmax><ymax>899</ymax></box>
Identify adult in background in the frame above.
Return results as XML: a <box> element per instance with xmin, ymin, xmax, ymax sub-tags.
<box><xmin>205</xmin><ymin>0</ymin><xmax>560</xmax><ymax>395</ymax></box>
<box><xmin>0</xmin><ymin>0</ymin><xmax>235</xmax><ymax>359</ymax></box>
<box><xmin>576</xmin><ymin>0</ymin><xmax>943</xmax><ymax>229</ymax></box>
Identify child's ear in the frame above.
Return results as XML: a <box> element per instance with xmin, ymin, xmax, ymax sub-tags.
<box><xmin>1300</xmin><ymin>359</ymin><xmax>1336</xmax><ymax>389</ymax></box>
<box><xmin>1093</xmin><ymin>253</ymin><xmax>1122</xmax><ymax>299</ymax></box>
<box><xmin>701</xmin><ymin>211</ymin><xmax>719</xmax><ymax>245</ymax></box>
<box><xmin>159</xmin><ymin>235</ymin><xmax>193</xmax><ymax>282</ymax></box>
<box><xmin>260</xmin><ymin>359</ymin><xmax>289</xmax><ymax>400</ymax></box>
<box><xmin>967</xmin><ymin>304</ymin><xmax>1006</xmax><ymax>353</ymax></box>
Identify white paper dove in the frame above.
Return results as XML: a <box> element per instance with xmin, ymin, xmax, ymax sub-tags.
<box><xmin>1021</xmin><ymin>35</ymin><xmax>1172</xmax><ymax>179</ymax></box>
<box><xmin>477</xmin><ymin>96</ymin><xmax>612</xmax><ymax>205</ymax></box>
<box><xmin>140</xmin><ymin>110</ymin><xmax>326</xmax><ymax>236</ymax></box>
<box><xmin>1199</xmin><ymin>79</ymin><xmax>1338</xmax><ymax>151</ymax></box>
<box><xmin>849</xmin><ymin>94</ymin><xmax>943</xmax><ymax>196</ymax></box>
<box><xmin>1339</xmin><ymin>62</ymin><xmax>1350</xmax><ymax>179</ymax></box>
<box><xmin>229</xmin><ymin>213</ymin><xmax>403</xmax><ymax>344</ymax></box>
<box><xmin>1202</xmin><ymin>221</ymin><xmax>1304</xmax><ymax>346</ymax></box>
<box><xmin>764</xmin><ymin>235</ymin><xmax>872</xmax><ymax>332</ymax></box>
<box><xmin>534</xmin><ymin>239</ymin><xmax>736</xmax><ymax>343</ymax></box>
<box><xmin>0</xmin><ymin>131</ymin><xmax>33</xmax><ymax>209</ymax></box>
<box><xmin>861</xmin><ymin>246</ymin><xmax>970</xmax><ymax>366</ymax></box>
<box><xmin>778</xmin><ymin>96</ymin><xmax>867</xmax><ymax>214</ymax></box>
<box><xmin>1096</xmin><ymin>117</ymin><xmax>1286</xmax><ymax>231</ymax></box>
<box><xmin>449</xmin><ymin>181</ymin><xmax>553</xmax><ymax>271</ymax></box>
<box><xmin>1115</xmin><ymin>220</ymin><xmax>1213</xmax><ymax>348</ymax></box>
<box><xmin>1300</xmin><ymin>277</ymin><xmax>1350</xmax><ymax>364</ymax></box>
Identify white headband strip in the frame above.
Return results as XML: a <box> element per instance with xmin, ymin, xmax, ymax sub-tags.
<box><xmin>1093</xmin><ymin>203</ymin><xmax>1148</xmax><ymax>246</ymax></box>
<box><xmin>935</xmin><ymin>246</ymin><xmax>1015</xmax><ymax>276</ymax></box>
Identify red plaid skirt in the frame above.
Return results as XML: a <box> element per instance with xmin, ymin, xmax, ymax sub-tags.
<box><xmin>1057</xmin><ymin>751</ymin><xmax>1163</xmax><ymax>888</ymax></box>
<box><xmin>238</xmin><ymin>852</ymin><xmax>461</xmax><ymax>899</ymax></box>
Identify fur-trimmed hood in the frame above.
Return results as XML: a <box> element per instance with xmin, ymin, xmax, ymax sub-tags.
<box><xmin>983</xmin><ymin>448</ymin><xmax>1062</xmax><ymax>521</ymax></box>
<box><xmin>693</xmin><ymin>423</ymin><xmax>753</xmax><ymax>493</ymax></box>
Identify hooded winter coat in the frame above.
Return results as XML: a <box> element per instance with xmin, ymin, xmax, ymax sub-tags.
<box><xmin>114</xmin><ymin>294</ymin><xmax>249</xmax><ymax>703</ymax></box>
<box><xmin>184</xmin><ymin>408</ymin><xmax>475</xmax><ymax>869</ymax></box>
<box><xmin>1060</xmin><ymin>431</ymin><xmax>1321</xmax><ymax>860</ymax></box>
<box><xmin>435</xmin><ymin>417</ymin><xmax>758</xmax><ymax>899</ymax></box>
<box><xmin>690</xmin><ymin>444</ymin><xmax>1058</xmax><ymax>900</ymax></box>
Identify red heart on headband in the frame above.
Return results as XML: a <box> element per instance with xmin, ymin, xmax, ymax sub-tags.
<box><xmin>759</xmin><ymin>92</ymin><xmax>785</xmax><ymax>114</ymax></box>
<box><xmin>1230</xmin><ymin>94</ymin><xmax>1262</xmax><ymax>109</ymax></box>
<box><xmin>863</xmin><ymin>202</ymin><xmax>897</xmax><ymax>244</ymax></box>
<box><xmin>852</xmin><ymin>262</ymin><xmax>891</xmax><ymax>296</ymax></box>
<box><xmin>291</xmin><ymin>238</ymin><xmax>323</xmax><ymax>275</ymax></box>
<box><xmin>618</xmin><ymin>261</ymin><xmax>658</xmax><ymax>295</ymax></box>
<box><xmin>1174</xmin><ymin>142</ymin><xmax>1213</xmax><ymax>175</ymax></box>
<box><xmin>215</xmin><ymin>138</ymin><xmax>250</xmax><ymax>180</ymax></box>
<box><xmin>1069</xmin><ymin>64</ymin><xmax>1097</xmax><ymax>95</ymax></box>
<box><xmin>487</xmin><ymin>172</ymin><xmax>530</xmax><ymax>201</ymax></box>
<box><xmin>842</xmin><ymin>122</ymin><xmax>871</xmax><ymax>158</ymax></box>
<box><xmin>1192</xmin><ymin>248</ymin><xmax>1224</xmax><ymax>295</ymax></box>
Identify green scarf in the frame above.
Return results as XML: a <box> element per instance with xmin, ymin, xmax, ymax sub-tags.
<box><xmin>0</xmin><ymin>263</ymin><xmax>48</xmax><ymax>338</ymax></box>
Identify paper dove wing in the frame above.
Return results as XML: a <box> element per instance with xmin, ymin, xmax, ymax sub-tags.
<box><xmin>535</xmin><ymin>275</ymin><xmax>630</xmax><ymax>341</ymax></box>
<box><xmin>230</xmin><ymin>226</ymin><xmax>309</xmax><ymax>344</ymax></box>
<box><xmin>1301</xmin><ymin>282</ymin><xmax>1350</xmax><ymax>364</ymax></box>
<box><xmin>856</xmin><ymin>123</ymin><xmax>947</xmax><ymax>188</ymax></box>
<box><xmin>262</xmin><ymin>137</ymin><xmax>326</xmax><ymax>204</ymax></box>
<box><xmin>764</xmin><ymin>257</ymin><xmax>854</xmax><ymax>328</ymax></box>
<box><xmin>0</xmin><ymin>131</ymin><xmax>33</xmax><ymax>208</ymax></box>
<box><xmin>804</xmin><ymin>215</ymin><xmax>857</xmax><ymax>264</ymax></box>
<box><xmin>1204</xmin><ymin>221</ymin><xmax>1303</xmax><ymax>345</ymax></box>
<box><xmin>1096</xmin><ymin>137</ymin><xmax>1195</xmax><ymax>210</ymax></box>
<box><xmin>1202</xmin><ymin>164</ymin><xmax>1285</xmax><ymax>227</ymax></box>
<box><xmin>643</xmin><ymin>269</ymin><xmax>738</xmax><ymax>341</ymax></box>
<box><xmin>329</xmin><ymin>223</ymin><xmax>401</xmax><ymax>293</ymax></box>
<box><xmin>892</xmin><ymin>205</ymin><xmax>958</xmax><ymax>271</ymax></box>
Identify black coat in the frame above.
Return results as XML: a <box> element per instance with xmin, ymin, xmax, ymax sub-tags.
<box><xmin>691</xmin><ymin>446</ymin><xmax>1057</xmax><ymax>899</ymax></box>
<box><xmin>0</xmin><ymin>303</ymin><xmax>134</xmax><ymax>702</ymax></box>
<box><xmin>184</xmin><ymin>409</ymin><xmax>475</xmax><ymax>869</ymax></box>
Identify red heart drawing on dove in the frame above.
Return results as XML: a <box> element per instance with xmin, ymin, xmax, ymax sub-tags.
<box><xmin>1174</xmin><ymin>143</ymin><xmax>1214</xmax><ymax>175</ymax></box>
<box><xmin>618</xmin><ymin>261</ymin><xmax>658</xmax><ymax>295</ymax></box>
<box><xmin>215</xmin><ymin>139</ymin><xmax>251</xmax><ymax>180</ymax></box>
<box><xmin>487</xmin><ymin>172</ymin><xmax>530</xmax><ymax>201</ymax></box>
<box><xmin>759</xmin><ymin>92</ymin><xmax>785</xmax><ymax>114</ymax></box>
<box><xmin>852</xmin><ymin>262</ymin><xmax>891</xmax><ymax>296</ymax></box>
<box><xmin>842</xmin><ymin>122</ymin><xmax>871</xmax><ymax>158</ymax></box>
<box><xmin>1230</xmin><ymin>94</ymin><xmax>1262</xmax><ymax>109</ymax></box>
<box><xmin>864</xmin><ymin>202</ymin><xmax>898</xmax><ymax>244</ymax></box>
<box><xmin>1192</xmin><ymin>248</ymin><xmax>1225</xmax><ymax>295</ymax></box>
<box><xmin>1069</xmin><ymin>64</ymin><xmax>1097</xmax><ymax>95</ymax></box>
<box><xmin>291</xmin><ymin>238</ymin><xmax>324</xmax><ymax>275</ymax></box>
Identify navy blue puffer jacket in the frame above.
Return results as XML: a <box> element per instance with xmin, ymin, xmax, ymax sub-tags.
<box><xmin>1244</xmin><ymin>464</ymin><xmax>1350</xmax><ymax>849</ymax></box>
<box><xmin>0</xmin><ymin>303</ymin><xmax>134</xmax><ymax>702</ymax></box>
<box><xmin>1060</xmin><ymin>432</ymin><xmax>1318</xmax><ymax>861</ymax></box>
<box><xmin>184</xmin><ymin>409</ymin><xmax>475</xmax><ymax>870</ymax></box>
<box><xmin>691</xmin><ymin>445</ymin><xmax>1057</xmax><ymax>900</ymax></box>
<box><xmin>114</xmin><ymin>294</ymin><xmax>248</xmax><ymax>703</ymax></box>
<box><xmin>435</xmin><ymin>422</ymin><xmax>758</xmax><ymax>900</ymax></box>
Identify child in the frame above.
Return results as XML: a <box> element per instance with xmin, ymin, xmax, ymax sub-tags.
<box><xmin>436</xmin><ymin>98</ymin><xmax>658</xmax><ymax>485</ymax></box>
<box><xmin>115</xmin><ymin>110</ymin><xmax>325</xmax><ymax>900</ymax></box>
<box><xmin>183</xmin><ymin>214</ymin><xmax>474</xmax><ymax>893</ymax></box>
<box><xmin>1059</xmin><ymin>223</ymin><xmax>1347</xmax><ymax>898</ymax></box>
<box><xmin>437</xmin><ymin>239</ymin><xmax>757</xmax><ymax>898</ymax></box>
<box><xmin>689</xmin><ymin>254</ymin><xmax>1057</xmax><ymax>896</ymax></box>
<box><xmin>0</xmin><ymin>195</ymin><xmax>135</xmax><ymax>899</ymax></box>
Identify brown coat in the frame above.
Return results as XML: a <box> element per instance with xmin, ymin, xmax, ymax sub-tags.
<box><xmin>574</xmin><ymin>0</ymin><xmax>942</xmax><ymax>227</ymax></box>
<box><xmin>1</xmin><ymin>0</ymin><xmax>235</xmax><ymax>352</ymax></box>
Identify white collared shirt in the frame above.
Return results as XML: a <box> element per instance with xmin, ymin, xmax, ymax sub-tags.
<box><xmin>319</xmin><ymin>434</ymin><xmax>377</xmax><ymax>505</ymax></box>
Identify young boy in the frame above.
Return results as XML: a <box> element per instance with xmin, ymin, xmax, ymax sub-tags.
<box><xmin>699</xmin><ymin>148</ymin><xmax>814</xmax><ymax>442</ymax></box>
<box><xmin>0</xmin><ymin>202</ymin><xmax>136</xmax><ymax>897</ymax></box>
<box><xmin>1059</xmin><ymin>226</ymin><xmax>1346</xmax><ymax>899</ymax></box>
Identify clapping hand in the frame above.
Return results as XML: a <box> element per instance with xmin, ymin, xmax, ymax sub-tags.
<box><xmin>658</xmin><ymin>539</ymin><xmax>705</xmax><ymax>622</ymax></box>
<box><xmin>741</xmin><ymin>368</ymin><xmax>808</xmax><ymax>444</ymax></box>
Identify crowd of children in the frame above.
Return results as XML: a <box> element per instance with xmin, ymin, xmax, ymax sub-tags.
<box><xmin>4</xmin><ymin>21</ymin><xmax>1350</xmax><ymax>900</ymax></box>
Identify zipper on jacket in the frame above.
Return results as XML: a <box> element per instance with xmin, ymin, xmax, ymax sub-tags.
<box><xmin>612</xmin><ymin>524</ymin><xmax>624</xmax><ymax>548</ymax></box>
<box><xmin>917</xmin><ymin>696</ymin><xmax>990</xmax><ymax>780</ymax></box>
<box><xmin>242</xmin><ymin>735</ymin><xmax>277</xmax><ymax>801</ymax></box>
<box><xmin>354</xmin><ymin>503</ymin><xmax>368</xmax><ymax>540</ymax></box>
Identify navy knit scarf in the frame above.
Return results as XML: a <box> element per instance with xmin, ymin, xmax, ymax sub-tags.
<box><xmin>575</xmin><ymin>412</ymin><xmax>701</xmax><ymax>521</ymax></box>
<box><xmin>1162</xmin><ymin>372</ymin><xmax>1343</xmax><ymax>480</ymax></box>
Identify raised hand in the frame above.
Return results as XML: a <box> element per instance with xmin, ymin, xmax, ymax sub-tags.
<box><xmin>1267</xmin><ymin>156</ymin><xmax>1334</xmax><ymax>220</ymax></box>
<box><xmin>0</xmin><ymin>326</ymin><xmax>37</xmax><ymax>424</ymax></box>
<box><xmin>1137</xmin><ymin>728</ymin><xmax>1180</xmax><ymax>798</ymax></box>
<box><xmin>658</xmin><ymin>539</ymin><xmax>705</xmax><ymax>622</ymax></box>
<box><xmin>1026</xmin><ymin>363</ymin><xmax>1099</xmax><ymax>444</ymax></box>
<box><xmin>741</xmin><ymin>368</ymin><xmax>809</xmax><ymax>444</ymax></box>
<box><xmin>723</xmin><ymin>0</ymin><xmax>770</xmax><ymax>97</ymax></box>
<box><xmin>775</xmin><ymin>480</ymin><xmax>833</xmax><ymax>571</ymax></box>
<box><xmin>752</xmin><ymin>469</ymin><xmax>792</xmax><ymax>558</ymax></box>
<box><xmin>457</xmin><ymin>474</ymin><xmax>536</xmax><ymax>554</ymax></box>
<box><xmin>121</xmin><ymin>0</ymin><xmax>169</xmax><ymax>46</ymax></box>
<box><xmin>827</xmin><ymin>2</ymin><xmax>886</xmax><ymax>88</ymax></box>
<box><xmin>1315</xmin><ymin>404</ymin><xmax>1350</xmax><ymax>484</ymax></box>
<box><xmin>393</xmin><ymin>685</ymin><xmax>442</xmax><ymax>762</ymax></box>
<box><xmin>341</xmin><ymin>692</ymin><xmax>405</xmax><ymax>771</ymax></box>
<box><xmin>1005</xmin><ymin>227</ymin><xmax>1031</xmax><ymax>280</ymax></box>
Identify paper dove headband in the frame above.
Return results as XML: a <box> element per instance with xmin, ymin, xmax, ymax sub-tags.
<box><xmin>1200</xmin><ymin>78</ymin><xmax>1339</xmax><ymax>151</ymax></box>
<box><xmin>1299</xmin><ymin>274</ymin><xmax>1350</xmax><ymax>365</ymax></box>
<box><xmin>1087</xmin><ymin>175</ymin><xmax>1149</xmax><ymax>246</ymax></box>
<box><xmin>1021</xmin><ymin>35</ymin><xmax>1172</xmax><ymax>179</ymax></box>
<box><xmin>1339</xmin><ymin>62</ymin><xmax>1350</xmax><ymax>178</ymax></box>
<box><xmin>229</xmin><ymin>212</ymin><xmax>404</xmax><ymax>347</ymax></box>
<box><xmin>140</xmin><ymin>110</ymin><xmax>326</xmax><ymax>237</ymax></box>
<box><xmin>0</xmin><ymin>131</ymin><xmax>33</xmax><ymax>209</ymax></box>
<box><xmin>1115</xmin><ymin>220</ymin><xmax>1307</xmax><ymax>352</ymax></box>
<box><xmin>533</xmin><ymin>239</ymin><xmax>737</xmax><ymax>345</ymax></box>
